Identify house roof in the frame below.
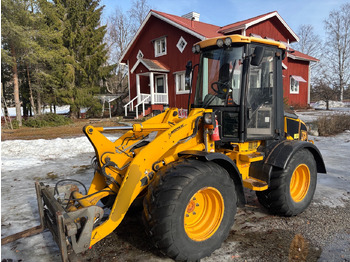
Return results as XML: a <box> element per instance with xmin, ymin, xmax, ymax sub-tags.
<box><xmin>131</xmin><ymin>58</ymin><xmax>170</xmax><ymax>74</ymax></box>
<box><xmin>288</xmin><ymin>49</ymin><xmax>319</xmax><ymax>62</ymax></box>
<box><xmin>151</xmin><ymin>10</ymin><xmax>222</xmax><ymax>39</ymax></box>
<box><xmin>218</xmin><ymin>11</ymin><xmax>299</xmax><ymax>43</ymax></box>
<box><xmin>120</xmin><ymin>10</ymin><xmax>221</xmax><ymax>63</ymax></box>
<box><xmin>120</xmin><ymin>10</ymin><xmax>317</xmax><ymax>64</ymax></box>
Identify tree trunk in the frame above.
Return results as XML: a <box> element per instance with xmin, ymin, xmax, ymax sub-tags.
<box><xmin>37</xmin><ymin>90</ymin><xmax>42</xmax><ymax>115</ymax></box>
<box><xmin>11</xmin><ymin>46</ymin><xmax>22</xmax><ymax>126</ymax></box>
<box><xmin>26</xmin><ymin>63</ymin><xmax>37</xmax><ymax>116</ymax></box>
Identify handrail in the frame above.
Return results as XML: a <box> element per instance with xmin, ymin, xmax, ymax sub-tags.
<box><xmin>124</xmin><ymin>96</ymin><xmax>138</xmax><ymax>116</ymax></box>
<box><xmin>135</xmin><ymin>95</ymin><xmax>151</xmax><ymax>119</ymax></box>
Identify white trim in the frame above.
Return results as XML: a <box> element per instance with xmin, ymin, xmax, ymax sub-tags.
<box><xmin>131</xmin><ymin>59</ymin><xmax>142</xmax><ymax>74</ymax></box>
<box><xmin>150</xmin><ymin>72</ymin><xmax>154</xmax><ymax>104</ymax></box>
<box><xmin>154</xmin><ymin>37</ymin><xmax>167</xmax><ymax>57</ymax></box>
<box><xmin>176</xmin><ymin>36</ymin><xmax>187</xmax><ymax>53</ymax></box>
<box><xmin>136</xmin><ymin>74</ymin><xmax>141</xmax><ymax>104</ymax></box>
<box><xmin>137</xmin><ymin>50</ymin><xmax>144</xmax><ymax>59</ymax></box>
<box><xmin>290</xmin><ymin>75</ymin><xmax>301</xmax><ymax>94</ymax></box>
<box><xmin>155</xmin><ymin>75</ymin><xmax>166</xmax><ymax>94</ymax></box>
<box><xmin>282</xmin><ymin>62</ymin><xmax>288</xmax><ymax>70</ymax></box>
<box><xmin>127</xmin><ymin>60</ymin><xmax>131</xmax><ymax>103</ymax></box>
<box><xmin>131</xmin><ymin>58</ymin><xmax>170</xmax><ymax>74</ymax></box>
<box><xmin>308</xmin><ymin>65</ymin><xmax>311</xmax><ymax>104</ymax></box>
<box><xmin>174</xmin><ymin>71</ymin><xmax>190</xmax><ymax>94</ymax></box>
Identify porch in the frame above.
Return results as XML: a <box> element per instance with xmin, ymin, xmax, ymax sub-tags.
<box><xmin>125</xmin><ymin>61</ymin><xmax>170</xmax><ymax>118</ymax></box>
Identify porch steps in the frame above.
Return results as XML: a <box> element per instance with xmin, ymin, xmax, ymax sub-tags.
<box><xmin>124</xmin><ymin>104</ymin><xmax>152</xmax><ymax>119</ymax></box>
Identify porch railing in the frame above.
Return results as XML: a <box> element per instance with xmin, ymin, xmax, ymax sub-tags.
<box><xmin>135</xmin><ymin>95</ymin><xmax>151</xmax><ymax>119</ymax></box>
<box><xmin>124</xmin><ymin>96</ymin><xmax>138</xmax><ymax>117</ymax></box>
<box><xmin>154</xmin><ymin>93</ymin><xmax>168</xmax><ymax>104</ymax></box>
<box><xmin>124</xmin><ymin>93</ymin><xmax>168</xmax><ymax>118</ymax></box>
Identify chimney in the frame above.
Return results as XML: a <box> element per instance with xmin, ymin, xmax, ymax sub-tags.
<box><xmin>181</xmin><ymin>12</ymin><xmax>200</xmax><ymax>22</ymax></box>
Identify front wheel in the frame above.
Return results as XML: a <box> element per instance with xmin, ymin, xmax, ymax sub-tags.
<box><xmin>256</xmin><ymin>149</ymin><xmax>317</xmax><ymax>216</ymax></box>
<box><xmin>143</xmin><ymin>159</ymin><xmax>237</xmax><ymax>261</ymax></box>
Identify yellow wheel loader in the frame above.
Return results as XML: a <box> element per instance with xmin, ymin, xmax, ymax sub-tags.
<box><xmin>2</xmin><ymin>35</ymin><xmax>326</xmax><ymax>261</ymax></box>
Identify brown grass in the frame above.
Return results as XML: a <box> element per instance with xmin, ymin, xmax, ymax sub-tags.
<box><xmin>1</xmin><ymin>118</ymin><xmax>129</xmax><ymax>141</ymax></box>
<box><xmin>316</xmin><ymin>113</ymin><xmax>350</xmax><ymax>136</ymax></box>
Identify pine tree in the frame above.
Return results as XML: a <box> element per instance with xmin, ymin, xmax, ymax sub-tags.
<box><xmin>1</xmin><ymin>0</ymin><xmax>30</xmax><ymax>125</ymax></box>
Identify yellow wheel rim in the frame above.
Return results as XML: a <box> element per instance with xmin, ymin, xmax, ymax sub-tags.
<box><xmin>184</xmin><ymin>187</ymin><xmax>224</xmax><ymax>241</ymax></box>
<box><xmin>290</xmin><ymin>164</ymin><xmax>310</xmax><ymax>202</ymax></box>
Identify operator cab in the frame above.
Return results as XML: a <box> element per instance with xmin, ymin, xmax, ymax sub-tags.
<box><xmin>189</xmin><ymin>35</ymin><xmax>286</xmax><ymax>143</ymax></box>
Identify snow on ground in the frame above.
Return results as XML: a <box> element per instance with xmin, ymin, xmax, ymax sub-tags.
<box><xmin>1</xmin><ymin>108</ymin><xmax>350</xmax><ymax>261</ymax></box>
<box><xmin>1</xmin><ymin>106</ymin><xmax>87</xmax><ymax>117</ymax></box>
<box><xmin>1</xmin><ymin>134</ymin><xmax>120</xmax><ymax>261</ymax></box>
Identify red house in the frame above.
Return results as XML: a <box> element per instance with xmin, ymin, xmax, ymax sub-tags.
<box><xmin>120</xmin><ymin>10</ymin><xmax>318</xmax><ymax>118</ymax></box>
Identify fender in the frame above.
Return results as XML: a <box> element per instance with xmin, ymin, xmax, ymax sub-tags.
<box><xmin>178</xmin><ymin>150</ymin><xmax>246</xmax><ymax>206</ymax></box>
<box><xmin>265</xmin><ymin>140</ymin><xmax>327</xmax><ymax>174</ymax></box>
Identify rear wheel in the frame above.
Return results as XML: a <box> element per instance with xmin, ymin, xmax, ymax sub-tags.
<box><xmin>143</xmin><ymin>159</ymin><xmax>237</xmax><ymax>261</ymax></box>
<box><xmin>256</xmin><ymin>149</ymin><xmax>317</xmax><ymax>216</ymax></box>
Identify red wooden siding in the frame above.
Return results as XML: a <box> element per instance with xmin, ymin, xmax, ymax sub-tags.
<box><xmin>283</xmin><ymin>58</ymin><xmax>309</xmax><ymax>107</ymax></box>
<box><xmin>246</xmin><ymin>17</ymin><xmax>290</xmax><ymax>43</ymax></box>
<box><xmin>128</xmin><ymin>15</ymin><xmax>201</xmax><ymax>109</ymax></box>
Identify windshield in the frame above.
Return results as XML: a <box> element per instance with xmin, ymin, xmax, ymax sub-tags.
<box><xmin>194</xmin><ymin>46</ymin><xmax>244</xmax><ymax>108</ymax></box>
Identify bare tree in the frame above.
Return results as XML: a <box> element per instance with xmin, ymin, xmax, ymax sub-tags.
<box><xmin>293</xmin><ymin>24</ymin><xmax>322</xmax><ymax>59</ymax></box>
<box><xmin>292</xmin><ymin>24</ymin><xmax>323</xmax><ymax>85</ymax></box>
<box><xmin>104</xmin><ymin>0</ymin><xmax>151</xmax><ymax>115</ymax></box>
<box><xmin>324</xmin><ymin>3</ymin><xmax>350</xmax><ymax>101</ymax></box>
<box><xmin>128</xmin><ymin>0</ymin><xmax>151</xmax><ymax>34</ymax></box>
<box><xmin>311</xmin><ymin>79</ymin><xmax>337</xmax><ymax>110</ymax></box>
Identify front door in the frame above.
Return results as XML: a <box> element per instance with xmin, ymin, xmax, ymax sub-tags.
<box><xmin>155</xmin><ymin>75</ymin><xmax>165</xmax><ymax>93</ymax></box>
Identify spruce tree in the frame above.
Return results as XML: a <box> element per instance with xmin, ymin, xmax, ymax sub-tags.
<box><xmin>54</xmin><ymin>0</ymin><xmax>113</xmax><ymax>118</ymax></box>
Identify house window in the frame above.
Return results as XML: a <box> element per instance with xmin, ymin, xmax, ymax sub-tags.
<box><xmin>176</xmin><ymin>37</ymin><xmax>187</xmax><ymax>53</ymax></box>
<box><xmin>175</xmin><ymin>71</ymin><xmax>190</xmax><ymax>94</ymax></box>
<box><xmin>137</xmin><ymin>50</ymin><xmax>144</xmax><ymax>59</ymax></box>
<box><xmin>154</xmin><ymin>37</ymin><xmax>167</xmax><ymax>57</ymax></box>
<box><xmin>290</xmin><ymin>75</ymin><xmax>306</xmax><ymax>94</ymax></box>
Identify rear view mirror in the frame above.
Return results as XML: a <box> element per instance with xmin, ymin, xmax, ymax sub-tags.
<box><xmin>185</xmin><ymin>60</ymin><xmax>192</xmax><ymax>89</ymax></box>
<box><xmin>251</xmin><ymin>46</ymin><xmax>265</xmax><ymax>66</ymax></box>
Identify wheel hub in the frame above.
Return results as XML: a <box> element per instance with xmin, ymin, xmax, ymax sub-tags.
<box><xmin>290</xmin><ymin>164</ymin><xmax>311</xmax><ymax>202</ymax></box>
<box><xmin>184</xmin><ymin>187</ymin><xmax>224</xmax><ymax>241</ymax></box>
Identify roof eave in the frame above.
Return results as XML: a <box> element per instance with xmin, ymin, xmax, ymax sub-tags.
<box><xmin>287</xmin><ymin>53</ymin><xmax>319</xmax><ymax>62</ymax></box>
<box><xmin>218</xmin><ymin>11</ymin><xmax>299</xmax><ymax>43</ymax></box>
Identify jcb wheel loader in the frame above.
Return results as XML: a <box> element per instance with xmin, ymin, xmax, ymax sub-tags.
<box><xmin>3</xmin><ymin>35</ymin><xmax>326</xmax><ymax>261</ymax></box>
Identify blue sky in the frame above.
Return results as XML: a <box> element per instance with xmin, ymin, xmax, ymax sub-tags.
<box><xmin>100</xmin><ymin>0</ymin><xmax>349</xmax><ymax>38</ymax></box>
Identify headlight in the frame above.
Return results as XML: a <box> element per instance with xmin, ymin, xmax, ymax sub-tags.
<box><xmin>204</xmin><ymin>113</ymin><xmax>214</xmax><ymax>125</ymax></box>
<box><xmin>192</xmin><ymin>46</ymin><xmax>197</xmax><ymax>53</ymax></box>
<box><xmin>217</xmin><ymin>39</ymin><xmax>224</xmax><ymax>48</ymax></box>
<box><xmin>192</xmin><ymin>45</ymin><xmax>201</xmax><ymax>54</ymax></box>
<box><xmin>224</xmin><ymin>37</ymin><xmax>232</xmax><ymax>46</ymax></box>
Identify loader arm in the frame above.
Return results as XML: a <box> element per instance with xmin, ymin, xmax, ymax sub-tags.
<box><xmin>86</xmin><ymin>108</ymin><xmax>207</xmax><ymax>247</ymax></box>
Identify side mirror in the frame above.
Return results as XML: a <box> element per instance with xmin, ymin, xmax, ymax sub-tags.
<box><xmin>185</xmin><ymin>60</ymin><xmax>192</xmax><ymax>88</ymax></box>
<box><xmin>251</xmin><ymin>46</ymin><xmax>265</xmax><ymax>66</ymax></box>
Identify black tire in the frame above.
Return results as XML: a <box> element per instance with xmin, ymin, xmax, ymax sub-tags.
<box><xmin>143</xmin><ymin>159</ymin><xmax>237</xmax><ymax>261</ymax></box>
<box><xmin>256</xmin><ymin>149</ymin><xmax>317</xmax><ymax>216</ymax></box>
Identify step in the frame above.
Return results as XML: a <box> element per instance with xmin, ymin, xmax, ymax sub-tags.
<box><xmin>242</xmin><ymin>178</ymin><xmax>268</xmax><ymax>191</ymax></box>
<box><xmin>239</xmin><ymin>152</ymin><xmax>263</xmax><ymax>163</ymax></box>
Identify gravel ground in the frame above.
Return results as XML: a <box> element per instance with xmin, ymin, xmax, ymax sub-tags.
<box><xmin>70</xmin><ymin>189</ymin><xmax>349</xmax><ymax>262</ymax></box>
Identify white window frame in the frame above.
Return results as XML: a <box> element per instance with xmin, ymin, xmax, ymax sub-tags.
<box><xmin>290</xmin><ymin>76</ymin><xmax>299</xmax><ymax>94</ymax></box>
<box><xmin>176</xmin><ymin>36</ymin><xmax>187</xmax><ymax>53</ymax></box>
<box><xmin>175</xmin><ymin>71</ymin><xmax>190</xmax><ymax>94</ymax></box>
<box><xmin>154</xmin><ymin>37</ymin><xmax>167</xmax><ymax>57</ymax></box>
<box><xmin>137</xmin><ymin>50</ymin><xmax>144</xmax><ymax>59</ymax></box>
